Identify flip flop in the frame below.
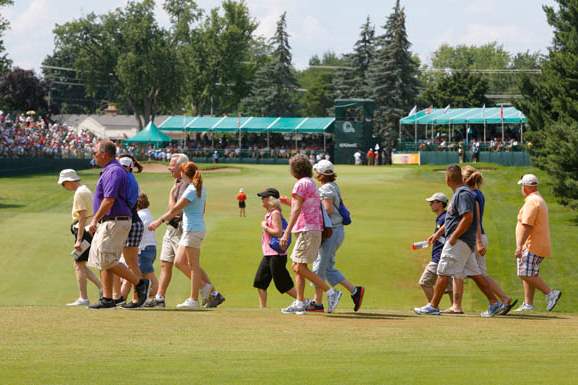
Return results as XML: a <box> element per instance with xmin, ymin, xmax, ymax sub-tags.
<box><xmin>500</xmin><ymin>299</ymin><xmax>519</xmax><ymax>316</ymax></box>
<box><xmin>441</xmin><ymin>308</ymin><xmax>464</xmax><ymax>314</ymax></box>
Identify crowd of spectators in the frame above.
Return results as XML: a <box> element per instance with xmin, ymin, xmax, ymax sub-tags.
<box><xmin>0</xmin><ymin>112</ymin><xmax>97</xmax><ymax>159</ymax></box>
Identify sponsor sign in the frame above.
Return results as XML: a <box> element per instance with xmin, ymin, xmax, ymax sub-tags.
<box><xmin>392</xmin><ymin>152</ymin><xmax>420</xmax><ymax>165</ymax></box>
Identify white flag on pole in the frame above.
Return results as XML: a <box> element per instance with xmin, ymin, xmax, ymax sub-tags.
<box><xmin>408</xmin><ymin>105</ymin><xmax>417</xmax><ymax>116</ymax></box>
<box><xmin>443</xmin><ymin>105</ymin><xmax>450</xmax><ymax>113</ymax></box>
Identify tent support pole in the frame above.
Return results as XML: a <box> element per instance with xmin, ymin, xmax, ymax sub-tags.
<box><xmin>323</xmin><ymin>133</ymin><xmax>326</xmax><ymax>153</ymax></box>
<box><xmin>501</xmin><ymin>120</ymin><xmax>505</xmax><ymax>142</ymax></box>
<box><xmin>520</xmin><ymin>123</ymin><xmax>524</xmax><ymax>144</ymax></box>
<box><xmin>483</xmin><ymin>120</ymin><xmax>487</xmax><ymax>143</ymax></box>
<box><xmin>414</xmin><ymin>122</ymin><xmax>417</xmax><ymax>144</ymax></box>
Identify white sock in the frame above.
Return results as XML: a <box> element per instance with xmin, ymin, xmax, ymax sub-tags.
<box><xmin>203</xmin><ymin>283</ymin><xmax>212</xmax><ymax>292</ymax></box>
<box><xmin>351</xmin><ymin>287</ymin><xmax>357</xmax><ymax>296</ymax></box>
<box><xmin>211</xmin><ymin>290</ymin><xmax>219</xmax><ymax>296</ymax></box>
<box><xmin>327</xmin><ymin>288</ymin><xmax>335</xmax><ymax>295</ymax></box>
<box><xmin>155</xmin><ymin>294</ymin><xmax>164</xmax><ymax>301</ymax></box>
<box><xmin>295</xmin><ymin>300</ymin><xmax>304</xmax><ymax>307</ymax></box>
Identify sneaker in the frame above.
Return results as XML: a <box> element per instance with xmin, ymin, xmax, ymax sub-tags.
<box><xmin>113</xmin><ymin>297</ymin><xmax>126</xmax><ymax>306</ymax></box>
<box><xmin>327</xmin><ymin>289</ymin><xmax>343</xmax><ymax>313</ymax></box>
<box><xmin>480</xmin><ymin>302</ymin><xmax>502</xmax><ymax>318</ymax></box>
<box><xmin>305</xmin><ymin>301</ymin><xmax>324</xmax><ymax>312</ymax></box>
<box><xmin>134</xmin><ymin>279</ymin><xmax>151</xmax><ymax>307</ymax></box>
<box><xmin>205</xmin><ymin>292</ymin><xmax>225</xmax><ymax>308</ymax></box>
<box><xmin>176</xmin><ymin>298</ymin><xmax>200</xmax><ymax>310</ymax></box>
<box><xmin>200</xmin><ymin>284</ymin><xmax>212</xmax><ymax>306</ymax></box>
<box><xmin>546</xmin><ymin>290</ymin><xmax>562</xmax><ymax>312</ymax></box>
<box><xmin>88</xmin><ymin>298</ymin><xmax>116</xmax><ymax>309</ymax></box>
<box><xmin>514</xmin><ymin>303</ymin><xmax>535</xmax><ymax>312</ymax></box>
<box><xmin>351</xmin><ymin>286</ymin><xmax>365</xmax><ymax>312</ymax></box>
<box><xmin>414</xmin><ymin>303</ymin><xmax>441</xmax><ymax>315</ymax></box>
<box><xmin>143</xmin><ymin>298</ymin><xmax>165</xmax><ymax>308</ymax></box>
<box><xmin>281</xmin><ymin>301</ymin><xmax>305</xmax><ymax>315</ymax></box>
<box><xmin>498</xmin><ymin>299</ymin><xmax>519</xmax><ymax>316</ymax></box>
<box><xmin>120</xmin><ymin>301</ymin><xmax>141</xmax><ymax>309</ymax></box>
<box><xmin>66</xmin><ymin>298</ymin><xmax>89</xmax><ymax>307</ymax></box>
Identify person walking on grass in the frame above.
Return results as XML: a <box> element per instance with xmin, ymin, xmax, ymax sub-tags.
<box><xmin>149</xmin><ymin>161</ymin><xmax>222</xmax><ymax>310</ymax></box>
<box><xmin>145</xmin><ymin>154</ymin><xmax>224</xmax><ymax>309</ymax></box>
<box><xmin>418</xmin><ymin>192</ymin><xmax>453</xmax><ymax>307</ymax></box>
<box><xmin>279</xmin><ymin>154</ymin><xmax>342</xmax><ymax>315</ymax></box>
<box><xmin>446</xmin><ymin>166</ymin><xmax>518</xmax><ymax>315</ymax></box>
<box><xmin>415</xmin><ymin>164</ymin><xmax>504</xmax><ymax>317</ymax></box>
<box><xmin>514</xmin><ymin>174</ymin><xmax>561</xmax><ymax>312</ymax></box>
<box><xmin>308</xmin><ymin>160</ymin><xmax>365</xmax><ymax>313</ymax></box>
<box><xmin>58</xmin><ymin>169</ymin><xmax>102</xmax><ymax>306</ymax></box>
<box><xmin>87</xmin><ymin>140</ymin><xmax>150</xmax><ymax>309</ymax></box>
<box><xmin>253</xmin><ymin>188</ymin><xmax>297</xmax><ymax>308</ymax></box>
<box><xmin>116</xmin><ymin>155</ymin><xmax>146</xmax><ymax>309</ymax></box>
<box><xmin>136</xmin><ymin>193</ymin><xmax>159</xmax><ymax>305</ymax></box>
<box><xmin>237</xmin><ymin>188</ymin><xmax>247</xmax><ymax>217</ymax></box>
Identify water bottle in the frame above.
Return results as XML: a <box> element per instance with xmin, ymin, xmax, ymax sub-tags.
<box><xmin>411</xmin><ymin>241</ymin><xmax>429</xmax><ymax>250</ymax></box>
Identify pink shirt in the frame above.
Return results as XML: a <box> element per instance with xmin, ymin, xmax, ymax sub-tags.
<box><xmin>291</xmin><ymin>177</ymin><xmax>323</xmax><ymax>233</ymax></box>
<box><xmin>261</xmin><ymin>210</ymin><xmax>281</xmax><ymax>256</ymax></box>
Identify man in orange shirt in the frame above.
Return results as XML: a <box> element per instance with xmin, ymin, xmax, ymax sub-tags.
<box><xmin>236</xmin><ymin>188</ymin><xmax>247</xmax><ymax>217</ymax></box>
<box><xmin>514</xmin><ymin>174</ymin><xmax>561</xmax><ymax>312</ymax></box>
<box><xmin>366</xmin><ymin>149</ymin><xmax>375</xmax><ymax>166</ymax></box>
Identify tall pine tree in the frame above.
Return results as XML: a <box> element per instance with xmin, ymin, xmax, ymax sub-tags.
<box><xmin>242</xmin><ymin>12</ymin><xmax>299</xmax><ymax>116</ymax></box>
<box><xmin>334</xmin><ymin>16</ymin><xmax>376</xmax><ymax>99</ymax></box>
<box><xmin>517</xmin><ymin>0</ymin><xmax>578</xmax><ymax>208</ymax></box>
<box><xmin>369</xmin><ymin>0</ymin><xmax>419</xmax><ymax>163</ymax></box>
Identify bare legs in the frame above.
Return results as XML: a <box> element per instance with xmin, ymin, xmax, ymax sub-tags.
<box><xmin>521</xmin><ymin>276</ymin><xmax>551</xmax><ymax>305</ymax></box>
<box><xmin>292</xmin><ymin>263</ymin><xmax>329</xmax><ymax>302</ymax></box>
<box><xmin>73</xmin><ymin>261</ymin><xmax>101</xmax><ymax>299</ymax></box>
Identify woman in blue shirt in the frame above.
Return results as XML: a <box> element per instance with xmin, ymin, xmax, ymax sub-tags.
<box><xmin>451</xmin><ymin>165</ymin><xmax>517</xmax><ymax>315</ymax></box>
<box><xmin>149</xmin><ymin>161</ymin><xmax>216</xmax><ymax>310</ymax></box>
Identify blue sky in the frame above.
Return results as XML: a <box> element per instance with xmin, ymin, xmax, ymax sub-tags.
<box><xmin>3</xmin><ymin>0</ymin><xmax>557</xmax><ymax>72</ymax></box>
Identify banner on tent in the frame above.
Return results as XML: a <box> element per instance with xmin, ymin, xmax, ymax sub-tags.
<box><xmin>392</xmin><ymin>152</ymin><xmax>420</xmax><ymax>165</ymax></box>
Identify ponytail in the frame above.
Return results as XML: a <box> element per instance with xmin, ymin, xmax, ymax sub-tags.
<box><xmin>192</xmin><ymin>170</ymin><xmax>203</xmax><ymax>198</ymax></box>
<box><xmin>462</xmin><ymin>165</ymin><xmax>483</xmax><ymax>188</ymax></box>
<box><xmin>181</xmin><ymin>161</ymin><xmax>203</xmax><ymax>197</ymax></box>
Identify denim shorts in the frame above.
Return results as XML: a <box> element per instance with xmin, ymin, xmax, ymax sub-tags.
<box><xmin>138</xmin><ymin>245</ymin><xmax>157</xmax><ymax>274</ymax></box>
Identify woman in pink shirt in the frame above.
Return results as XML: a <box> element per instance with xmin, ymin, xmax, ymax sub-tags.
<box><xmin>279</xmin><ymin>155</ymin><xmax>342</xmax><ymax>314</ymax></box>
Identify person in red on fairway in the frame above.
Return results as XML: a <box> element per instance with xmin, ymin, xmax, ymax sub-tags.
<box><xmin>366</xmin><ymin>149</ymin><xmax>375</xmax><ymax>166</ymax></box>
<box><xmin>236</xmin><ymin>188</ymin><xmax>247</xmax><ymax>217</ymax></box>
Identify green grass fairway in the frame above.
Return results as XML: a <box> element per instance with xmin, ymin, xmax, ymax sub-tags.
<box><xmin>1</xmin><ymin>163</ymin><xmax>577</xmax><ymax>384</ymax></box>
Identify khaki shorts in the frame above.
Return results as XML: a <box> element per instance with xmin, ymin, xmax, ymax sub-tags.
<box><xmin>418</xmin><ymin>262</ymin><xmax>453</xmax><ymax>293</ymax></box>
<box><xmin>455</xmin><ymin>234</ymin><xmax>489</xmax><ymax>279</ymax></box>
<box><xmin>437</xmin><ymin>239</ymin><xmax>481</xmax><ymax>277</ymax></box>
<box><xmin>159</xmin><ymin>225</ymin><xmax>182</xmax><ymax>263</ymax></box>
<box><xmin>290</xmin><ymin>231</ymin><xmax>322</xmax><ymax>264</ymax></box>
<box><xmin>179</xmin><ymin>231</ymin><xmax>205</xmax><ymax>249</ymax></box>
<box><xmin>88</xmin><ymin>219</ymin><xmax>132</xmax><ymax>270</ymax></box>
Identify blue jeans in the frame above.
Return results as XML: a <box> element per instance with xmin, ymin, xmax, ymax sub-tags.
<box><xmin>313</xmin><ymin>225</ymin><xmax>345</xmax><ymax>286</ymax></box>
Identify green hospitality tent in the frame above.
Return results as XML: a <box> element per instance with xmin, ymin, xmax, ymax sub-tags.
<box><xmin>124</xmin><ymin>121</ymin><xmax>172</xmax><ymax>145</ymax></box>
<box><xmin>399</xmin><ymin>106</ymin><xmax>528</xmax><ymax>143</ymax></box>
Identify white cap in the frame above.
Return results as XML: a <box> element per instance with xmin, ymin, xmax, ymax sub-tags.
<box><xmin>425</xmin><ymin>192</ymin><xmax>448</xmax><ymax>204</ymax></box>
<box><xmin>313</xmin><ymin>159</ymin><xmax>335</xmax><ymax>175</ymax></box>
<box><xmin>57</xmin><ymin>169</ymin><xmax>80</xmax><ymax>185</ymax></box>
<box><xmin>518</xmin><ymin>174</ymin><xmax>539</xmax><ymax>186</ymax></box>
<box><xmin>119</xmin><ymin>157</ymin><xmax>133</xmax><ymax>168</ymax></box>
<box><xmin>239</xmin><ymin>188</ymin><xmax>244</xmax><ymax>193</ymax></box>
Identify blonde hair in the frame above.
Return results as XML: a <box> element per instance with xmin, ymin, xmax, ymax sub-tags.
<box><xmin>266</xmin><ymin>196</ymin><xmax>281</xmax><ymax>211</ymax></box>
<box><xmin>462</xmin><ymin>165</ymin><xmax>483</xmax><ymax>189</ymax></box>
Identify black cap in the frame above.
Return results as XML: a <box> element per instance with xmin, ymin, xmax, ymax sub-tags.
<box><xmin>257</xmin><ymin>187</ymin><xmax>280</xmax><ymax>199</ymax></box>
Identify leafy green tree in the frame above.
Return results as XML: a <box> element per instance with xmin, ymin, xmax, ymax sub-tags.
<box><xmin>517</xmin><ymin>0</ymin><xmax>578</xmax><ymax>208</ymax></box>
<box><xmin>369</xmin><ymin>0</ymin><xmax>419</xmax><ymax>162</ymax></box>
<box><xmin>52</xmin><ymin>0</ymin><xmax>184</xmax><ymax>128</ymax></box>
<box><xmin>0</xmin><ymin>67</ymin><xmax>47</xmax><ymax>112</ymax></box>
<box><xmin>0</xmin><ymin>0</ymin><xmax>13</xmax><ymax>75</ymax></box>
<box><xmin>334</xmin><ymin>16</ymin><xmax>375</xmax><ymax>99</ymax></box>
<box><xmin>242</xmin><ymin>12</ymin><xmax>299</xmax><ymax>116</ymax></box>
<box><xmin>420</xmin><ymin>70</ymin><xmax>491</xmax><ymax>108</ymax></box>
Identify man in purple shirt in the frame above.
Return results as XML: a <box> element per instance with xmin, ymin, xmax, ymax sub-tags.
<box><xmin>87</xmin><ymin>140</ymin><xmax>150</xmax><ymax>309</ymax></box>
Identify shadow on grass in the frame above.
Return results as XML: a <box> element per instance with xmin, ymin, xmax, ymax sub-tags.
<box><xmin>326</xmin><ymin>311</ymin><xmax>417</xmax><ymax>320</ymax></box>
<box><xmin>0</xmin><ymin>202</ymin><xmax>24</xmax><ymax>209</ymax></box>
<box><xmin>501</xmin><ymin>314</ymin><xmax>567</xmax><ymax>320</ymax></box>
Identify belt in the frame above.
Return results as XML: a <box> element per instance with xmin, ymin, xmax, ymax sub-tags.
<box><xmin>99</xmin><ymin>216</ymin><xmax>130</xmax><ymax>223</ymax></box>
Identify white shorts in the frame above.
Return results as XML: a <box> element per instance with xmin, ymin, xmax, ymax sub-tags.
<box><xmin>159</xmin><ymin>225</ymin><xmax>182</xmax><ymax>263</ymax></box>
<box><xmin>437</xmin><ymin>239</ymin><xmax>481</xmax><ymax>277</ymax></box>
<box><xmin>179</xmin><ymin>231</ymin><xmax>205</xmax><ymax>249</ymax></box>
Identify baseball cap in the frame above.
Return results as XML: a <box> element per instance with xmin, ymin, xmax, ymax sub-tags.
<box><xmin>257</xmin><ymin>187</ymin><xmax>280</xmax><ymax>199</ymax></box>
<box><xmin>57</xmin><ymin>169</ymin><xmax>80</xmax><ymax>185</ymax></box>
<box><xmin>517</xmin><ymin>174</ymin><xmax>539</xmax><ymax>186</ymax></box>
<box><xmin>119</xmin><ymin>156</ymin><xmax>133</xmax><ymax>168</ymax></box>
<box><xmin>313</xmin><ymin>159</ymin><xmax>335</xmax><ymax>175</ymax></box>
<box><xmin>425</xmin><ymin>192</ymin><xmax>448</xmax><ymax>204</ymax></box>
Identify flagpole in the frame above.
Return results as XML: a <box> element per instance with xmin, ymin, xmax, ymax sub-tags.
<box><xmin>414</xmin><ymin>121</ymin><xmax>417</xmax><ymax>144</ymax></box>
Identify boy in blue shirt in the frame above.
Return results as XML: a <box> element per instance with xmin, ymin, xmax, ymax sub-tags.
<box><xmin>418</xmin><ymin>193</ymin><xmax>453</xmax><ymax>305</ymax></box>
